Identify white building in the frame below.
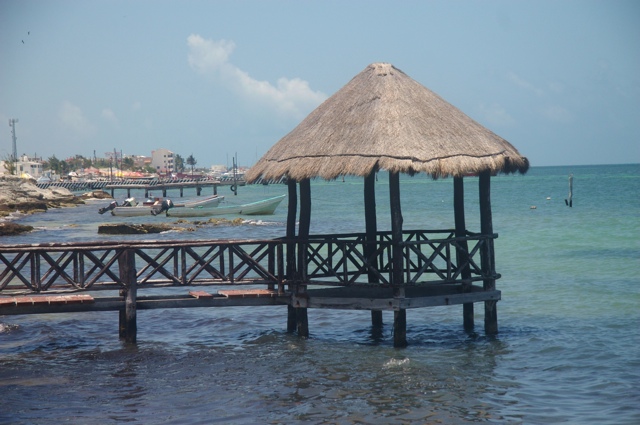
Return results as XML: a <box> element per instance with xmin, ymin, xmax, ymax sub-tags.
<box><xmin>0</xmin><ymin>154</ymin><xmax>44</xmax><ymax>178</ymax></box>
<box><xmin>151</xmin><ymin>148</ymin><xmax>174</xmax><ymax>174</ymax></box>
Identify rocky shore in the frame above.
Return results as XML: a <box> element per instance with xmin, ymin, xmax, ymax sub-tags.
<box><xmin>0</xmin><ymin>175</ymin><xmax>85</xmax><ymax>236</ymax></box>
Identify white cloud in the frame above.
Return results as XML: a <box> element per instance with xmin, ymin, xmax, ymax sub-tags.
<box><xmin>477</xmin><ymin>102</ymin><xmax>516</xmax><ymax>127</ymax></box>
<box><xmin>101</xmin><ymin>108</ymin><xmax>119</xmax><ymax>128</ymax></box>
<box><xmin>507</xmin><ymin>71</ymin><xmax>544</xmax><ymax>96</ymax></box>
<box><xmin>187</xmin><ymin>34</ymin><xmax>327</xmax><ymax>119</ymax></box>
<box><xmin>542</xmin><ymin>105</ymin><xmax>573</xmax><ymax>123</ymax></box>
<box><xmin>58</xmin><ymin>101</ymin><xmax>94</xmax><ymax>137</ymax></box>
<box><xmin>187</xmin><ymin>35</ymin><xmax>235</xmax><ymax>74</ymax></box>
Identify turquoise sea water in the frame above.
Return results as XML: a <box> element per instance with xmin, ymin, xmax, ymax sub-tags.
<box><xmin>1</xmin><ymin>163</ymin><xmax>639</xmax><ymax>424</ymax></box>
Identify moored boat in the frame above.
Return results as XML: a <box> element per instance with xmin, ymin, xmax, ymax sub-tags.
<box><xmin>165</xmin><ymin>195</ymin><xmax>285</xmax><ymax>218</ymax></box>
<box><xmin>99</xmin><ymin>195</ymin><xmax>225</xmax><ymax>216</ymax></box>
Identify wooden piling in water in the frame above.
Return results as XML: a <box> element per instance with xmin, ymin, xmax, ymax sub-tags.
<box><xmin>296</xmin><ymin>179</ymin><xmax>311</xmax><ymax>338</ymax></box>
<box><xmin>118</xmin><ymin>249</ymin><xmax>137</xmax><ymax>343</ymax></box>
<box><xmin>365</xmin><ymin>172</ymin><xmax>383</xmax><ymax>328</ymax></box>
<box><xmin>389</xmin><ymin>172</ymin><xmax>407</xmax><ymax>347</ymax></box>
<box><xmin>454</xmin><ymin>177</ymin><xmax>474</xmax><ymax>331</ymax></box>
<box><xmin>565</xmin><ymin>174</ymin><xmax>573</xmax><ymax>207</ymax></box>
<box><xmin>286</xmin><ymin>180</ymin><xmax>298</xmax><ymax>333</ymax></box>
<box><xmin>479</xmin><ymin>171</ymin><xmax>498</xmax><ymax>335</ymax></box>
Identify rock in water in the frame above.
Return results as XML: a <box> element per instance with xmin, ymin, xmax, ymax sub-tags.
<box><xmin>98</xmin><ymin>223</ymin><xmax>174</xmax><ymax>235</ymax></box>
<box><xmin>0</xmin><ymin>222</ymin><xmax>35</xmax><ymax>236</ymax></box>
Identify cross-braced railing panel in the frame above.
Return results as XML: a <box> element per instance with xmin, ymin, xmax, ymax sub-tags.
<box><xmin>302</xmin><ymin>230</ymin><xmax>497</xmax><ymax>286</ymax></box>
<box><xmin>0</xmin><ymin>248</ymin><xmax>125</xmax><ymax>292</ymax></box>
<box><xmin>0</xmin><ymin>231</ymin><xmax>496</xmax><ymax>293</ymax></box>
<box><xmin>0</xmin><ymin>240</ymin><xmax>283</xmax><ymax>293</ymax></box>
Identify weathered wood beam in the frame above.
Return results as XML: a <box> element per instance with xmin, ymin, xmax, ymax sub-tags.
<box><xmin>454</xmin><ymin>176</ymin><xmax>474</xmax><ymax>331</ymax></box>
<box><xmin>118</xmin><ymin>249</ymin><xmax>137</xmax><ymax>343</ymax></box>
<box><xmin>286</xmin><ymin>179</ymin><xmax>297</xmax><ymax>333</ymax></box>
<box><xmin>389</xmin><ymin>171</ymin><xmax>406</xmax><ymax>347</ymax></box>
<box><xmin>296</xmin><ymin>179</ymin><xmax>311</xmax><ymax>338</ymax></box>
<box><xmin>479</xmin><ymin>171</ymin><xmax>498</xmax><ymax>334</ymax></box>
<box><xmin>364</xmin><ymin>171</ymin><xmax>383</xmax><ymax>328</ymax></box>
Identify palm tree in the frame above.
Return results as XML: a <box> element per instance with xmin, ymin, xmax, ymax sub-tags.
<box><xmin>186</xmin><ymin>154</ymin><xmax>197</xmax><ymax>175</ymax></box>
<box><xmin>174</xmin><ymin>154</ymin><xmax>185</xmax><ymax>173</ymax></box>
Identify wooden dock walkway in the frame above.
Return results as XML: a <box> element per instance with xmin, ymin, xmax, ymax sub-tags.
<box><xmin>36</xmin><ymin>177</ymin><xmax>247</xmax><ymax>198</ymax></box>
<box><xmin>0</xmin><ymin>230</ymin><xmax>500</xmax><ymax>344</ymax></box>
<box><xmin>36</xmin><ymin>176</ymin><xmax>286</xmax><ymax>198</ymax></box>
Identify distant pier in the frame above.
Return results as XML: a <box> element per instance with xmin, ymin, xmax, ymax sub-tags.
<box><xmin>37</xmin><ymin>177</ymin><xmax>245</xmax><ymax>198</ymax></box>
<box><xmin>37</xmin><ymin>176</ymin><xmax>286</xmax><ymax>198</ymax></box>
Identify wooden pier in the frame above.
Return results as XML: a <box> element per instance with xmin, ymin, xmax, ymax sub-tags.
<box><xmin>36</xmin><ymin>177</ymin><xmax>248</xmax><ymax>198</ymax></box>
<box><xmin>0</xmin><ymin>230</ymin><xmax>500</xmax><ymax>345</ymax></box>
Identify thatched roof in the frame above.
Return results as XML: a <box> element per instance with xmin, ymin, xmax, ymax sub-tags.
<box><xmin>246</xmin><ymin>63</ymin><xmax>528</xmax><ymax>182</ymax></box>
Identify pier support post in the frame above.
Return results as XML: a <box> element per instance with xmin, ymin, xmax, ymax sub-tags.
<box><xmin>296</xmin><ymin>179</ymin><xmax>311</xmax><ymax>338</ymax></box>
<box><xmin>479</xmin><ymin>171</ymin><xmax>498</xmax><ymax>335</ymax></box>
<box><xmin>454</xmin><ymin>177</ymin><xmax>474</xmax><ymax>331</ymax></box>
<box><xmin>296</xmin><ymin>304</ymin><xmax>309</xmax><ymax>338</ymax></box>
<box><xmin>393</xmin><ymin>309</ymin><xmax>407</xmax><ymax>348</ymax></box>
<box><xmin>118</xmin><ymin>249</ymin><xmax>137</xmax><ymax>343</ymax></box>
<box><xmin>364</xmin><ymin>172</ymin><xmax>383</xmax><ymax>328</ymax></box>
<box><xmin>286</xmin><ymin>180</ymin><xmax>298</xmax><ymax>333</ymax></box>
<box><xmin>287</xmin><ymin>305</ymin><xmax>297</xmax><ymax>333</ymax></box>
<box><xmin>389</xmin><ymin>172</ymin><xmax>407</xmax><ymax>347</ymax></box>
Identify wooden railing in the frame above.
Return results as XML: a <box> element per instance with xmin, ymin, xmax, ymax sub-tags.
<box><xmin>0</xmin><ymin>230</ymin><xmax>498</xmax><ymax>294</ymax></box>
<box><xmin>300</xmin><ymin>230</ymin><xmax>497</xmax><ymax>286</ymax></box>
<box><xmin>0</xmin><ymin>240</ymin><xmax>284</xmax><ymax>294</ymax></box>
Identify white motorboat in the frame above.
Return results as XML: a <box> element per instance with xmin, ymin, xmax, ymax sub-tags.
<box><xmin>165</xmin><ymin>195</ymin><xmax>285</xmax><ymax>218</ymax></box>
<box><xmin>99</xmin><ymin>195</ymin><xmax>225</xmax><ymax>217</ymax></box>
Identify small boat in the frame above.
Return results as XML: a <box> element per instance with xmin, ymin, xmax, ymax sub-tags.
<box><xmin>99</xmin><ymin>195</ymin><xmax>225</xmax><ymax>216</ymax></box>
<box><xmin>165</xmin><ymin>195</ymin><xmax>285</xmax><ymax>218</ymax></box>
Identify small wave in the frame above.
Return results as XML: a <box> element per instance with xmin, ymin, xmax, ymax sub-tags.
<box><xmin>383</xmin><ymin>357</ymin><xmax>410</xmax><ymax>368</ymax></box>
<box><xmin>0</xmin><ymin>211</ymin><xmax>27</xmax><ymax>222</ymax></box>
<box><xmin>0</xmin><ymin>323</ymin><xmax>19</xmax><ymax>333</ymax></box>
<box><xmin>243</xmin><ymin>219</ymin><xmax>283</xmax><ymax>226</ymax></box>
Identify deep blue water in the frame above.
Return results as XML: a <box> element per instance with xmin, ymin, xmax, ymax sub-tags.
<box><xmin>1</xmin><ymin>164</ymin><xmax>639</xmax><ymax>424</ymax></box>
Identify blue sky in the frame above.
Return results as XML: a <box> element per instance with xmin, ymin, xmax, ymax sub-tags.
<box><xmin>1</xmin><ymin>0</ymin><xmax>638</xmax><ymax>169</ymax></box>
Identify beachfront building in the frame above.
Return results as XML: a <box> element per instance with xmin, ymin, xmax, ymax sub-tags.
<box><xmin>0</xmin><ymin>154</ymin><xmax>44</xmax><ymax>178</ymax></box>
<box><xmin>16</xmin><ymin>154</ymin><xmax>44</xmax><ymax>178</ymax></box>
<box><xmin>151</xmin><ymin>148</ymin><xmax>174</xmax><ymax>174</ymax></box>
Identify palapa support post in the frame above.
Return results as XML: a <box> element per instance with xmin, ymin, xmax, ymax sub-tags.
<box><xmin>454</xmin><ymin>177</ymin><xmax>474</xmax><ymax>331</ymax></box>
<box><xmin>364</xmin><ymin>171</ymin><xmax>383</xmax><ymax>328</ymax></box>
<box><xmin>296</xmin><ymin>178</ymin><xmax>311</xmax><ymax>338</ymax></box>
<box><xmin>389</xmin><ymin>172</ymin><xmax>407</xmax><ymax>347</ymax></box>
<box><xmin>118</xmin><ymin>248</ymin><xmax>137</xmax><ymax>343</ymax></box>
<box><xmin>127</xmin><ymin>188</ymin><xmax>131</xmax><ymax>198</ymax></box>
<box><xmin>286</xmin><ymin>179</ymin><xmax>298</xmax><ymax>333</ymax></box>
<box><xmin>479</xmin><ymin>171</ymin><xmax>498</xmax><ymax>335</ymax></box>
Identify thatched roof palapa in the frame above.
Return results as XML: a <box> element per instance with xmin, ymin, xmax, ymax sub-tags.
<box><xmin>246</xmin><ymin>62</ymin><xmax>528</xmax><ymax>183</ymax></box>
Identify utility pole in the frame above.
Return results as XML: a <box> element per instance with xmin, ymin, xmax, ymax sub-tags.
<box><xmin>9</xmin><ymin>118</ymin><xmax>18</xmax><ymax>175</ymax></box>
